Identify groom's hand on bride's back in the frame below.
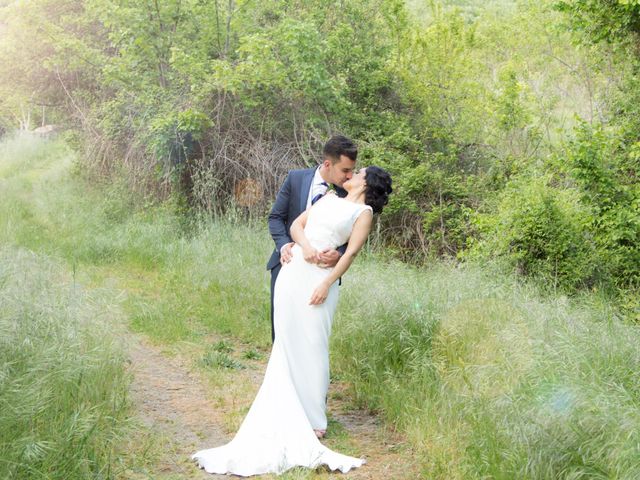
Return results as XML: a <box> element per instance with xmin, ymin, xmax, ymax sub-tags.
<box><xmin>317</xmin><ymin>249</ymin><xmax>340</xmax><ymax>268</ymax></box>
<box><xmin>280</xmin><ymin>242</ymin><xmax>294</xmax><ymax>265</ymax></box>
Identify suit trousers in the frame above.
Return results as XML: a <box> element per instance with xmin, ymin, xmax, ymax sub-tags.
<box><xmin>269</xmin><ymin>262</ymin><xmax>282</xmax><ymax>344</ymax></box>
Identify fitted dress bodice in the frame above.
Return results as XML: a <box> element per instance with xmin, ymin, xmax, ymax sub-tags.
<box><xmin>303</xmin><ymin>193</ymin><xmax>372</xmax><ymax>252</ymax></box>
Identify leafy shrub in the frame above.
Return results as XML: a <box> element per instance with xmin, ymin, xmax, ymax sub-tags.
<box><xmin>562</xmin><ymin>121</ymin><xmax>640</xmax><ymax>290</ymax></box>
<box><xmin>468</xmin><ymin>175</ymin><xmax>597</xmax><ymax>290</ymax></box>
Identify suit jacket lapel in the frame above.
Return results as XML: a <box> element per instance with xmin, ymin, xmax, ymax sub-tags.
<box><xmin>299</xmin><ymin>168</ymin><xmax>315</xmax><ymax>213</ymax></box>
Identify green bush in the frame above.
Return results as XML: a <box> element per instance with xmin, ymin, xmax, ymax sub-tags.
<box><xmin>562</xmin><ymin>121</ymin><xmax>640</xmax><ymax>290</ymax></box>
<box><xmin>467</xmin><ymin>175</ymin><xmax>597</xmax><ymax>290</ymax></box>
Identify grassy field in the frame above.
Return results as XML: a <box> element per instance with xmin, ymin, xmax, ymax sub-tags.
<box><xmin>334</xmin><ymin>261</ymin><xmax>640</xmax><ymax>478</ymax></box>
<box><xmin>0</xmin><ymin>249</ymin><xmax>130</xmax><ymax>477</ymax></box>
<box><xmin>1</xmin><ymin>134</ymin><xmax>639</xmax><ymax>479</ymax></box>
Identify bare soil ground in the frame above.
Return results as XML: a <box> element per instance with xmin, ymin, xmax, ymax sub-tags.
<box><xmin>127</xmin><ymin>337</ymin><xmax>230</xmax><ymax>479</ymax></box>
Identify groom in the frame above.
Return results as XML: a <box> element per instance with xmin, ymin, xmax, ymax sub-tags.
<box><xmin>266</xmin><ymin>135</ymin><xmax>358</xmax><ymax>343</ymax></box>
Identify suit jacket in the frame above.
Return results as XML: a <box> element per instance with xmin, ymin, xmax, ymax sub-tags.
<box><xmin>267</xmin><ymin>168</ymin><xmax>347</xmax><ymax>271</ymax></box>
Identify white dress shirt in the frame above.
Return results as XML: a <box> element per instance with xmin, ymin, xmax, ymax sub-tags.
<box><xmin>306</xmin><ymin>167</ymin><xmax>329</xmax><ymax>209</ymax></box>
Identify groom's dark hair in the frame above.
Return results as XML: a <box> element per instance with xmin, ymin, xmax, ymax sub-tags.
<box><xmin>323</xmin><ymin>135</ymin><xmax>358</xmax><ymax>163</ymax></box>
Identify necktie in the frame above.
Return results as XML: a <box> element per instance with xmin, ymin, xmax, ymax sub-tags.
<box><xmin>311</xmin><ymin>181</ymin><xmax>328</xmax><ymax>205</ymax></box>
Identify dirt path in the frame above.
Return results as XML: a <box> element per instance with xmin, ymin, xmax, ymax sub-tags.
<box><xmin>125</xmin><ymin>335</ymin><xmax>419</xmax><ymax>479</ymax></box>
<box><xmin>127</xmin><ymin>336</ymin><xmax>230</xmax><ymax>479</ymax></box>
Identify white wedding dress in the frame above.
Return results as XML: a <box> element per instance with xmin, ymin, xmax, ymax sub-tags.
<box><xmin>192</xmin><ymin>193</ymin><xmax>371</xmax><ymax>476</ymax></box>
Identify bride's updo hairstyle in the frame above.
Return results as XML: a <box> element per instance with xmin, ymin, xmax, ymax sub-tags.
<box><xmin>364</xmin><ymin>166</ymin><xmax>393</xmax><ymax>214</ymax></box>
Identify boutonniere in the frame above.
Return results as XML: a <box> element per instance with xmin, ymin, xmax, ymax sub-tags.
<box><xmin>326</xmin><ymin>183</ymin><xmax>336</xmax><ymax>193</ymax></box>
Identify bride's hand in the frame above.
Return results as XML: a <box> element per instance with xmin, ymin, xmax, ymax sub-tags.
<box><xmin>309</xmin><ymin>281</ymin><xmax>330</xmax><ymax>305</ymax></box>
<box><xmin>302</xmin><ymin>246</ymin><xmax>319</xmax><ymax>264</ymax></box>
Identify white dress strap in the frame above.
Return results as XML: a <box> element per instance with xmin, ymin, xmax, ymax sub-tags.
<box><xmin>352</xmin><ymin>203</ymin><xmax>372</xmax><ymax>222</ymax></box>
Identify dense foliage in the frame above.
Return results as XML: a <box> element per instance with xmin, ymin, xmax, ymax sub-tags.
<box><xmin>0</xmin><ymin>0</ymin><xmax>637</xmax><ymax>301</ymax></box>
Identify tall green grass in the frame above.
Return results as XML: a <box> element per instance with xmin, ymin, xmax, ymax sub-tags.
<box><xmin>0</xmin><ymin>246</ymin><xmax>130</xmax><ymax>478</ymax></box>
<box><xmin>2</xmin><ymin>134</ymin><xmax>639</xmax><ymax>478</ymax></box>
<box><xmin>0</xmin><ymin>134</ymin><xmax>272</xmax><ymax>346</ymax></box>
<box><xmin>333</xmin><ymin>259</ymin><xmax>640</xmax><ymax>478</ymax></box>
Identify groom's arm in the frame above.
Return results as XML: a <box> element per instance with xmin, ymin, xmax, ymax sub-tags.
<box><xmin>268</xmin><ymin>172</ymin><xmax>294</xmax><ymax>252</ymax></box>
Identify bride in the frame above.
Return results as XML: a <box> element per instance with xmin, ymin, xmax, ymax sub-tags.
<box><xmin>192</xmin><ymin>166</ymin><xmax>393</xmax><ymax>476</ymax></box>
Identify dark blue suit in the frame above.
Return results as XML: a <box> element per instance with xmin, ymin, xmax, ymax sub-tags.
<box><xmin>267</xmin><ymin>168</ymin><xmax>347</xmax><ymax>342</ymax></box>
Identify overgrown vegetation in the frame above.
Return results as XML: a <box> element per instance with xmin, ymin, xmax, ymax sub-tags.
<box><xmin>334</xmin><ymin>258</ymin><xmax>640</xmax><ymax>478</ymax></box>
<box><xmin>0</xmin><ymin>247</ymin><xmax>130</xmax><ymax>478</ymax></box>
<box><xmin>2</xmin><ymin>134</ymin><xmax>639</xmax><ymax>479</ymax></box>
<box><xmin>0</xmin><ymin>0</ymin><xmax>637</xmax><ymax>305</ymax></box>
<box><xmin>0</xmin><ymin>134</ymin><xmax>273</xmax><ymax>478</ymax></box>
<box><xmin>1</xmin><ymin>0</ymin><xmax>640</xmax><ymax>474</ymax></box>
